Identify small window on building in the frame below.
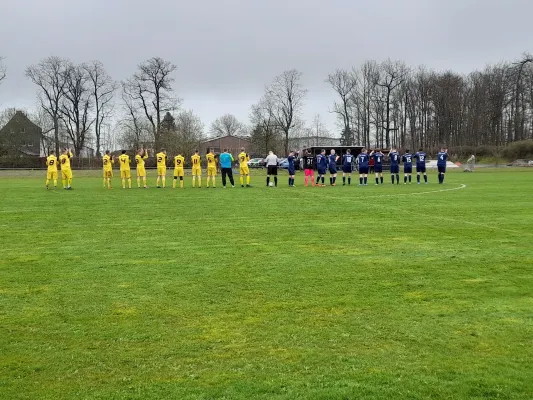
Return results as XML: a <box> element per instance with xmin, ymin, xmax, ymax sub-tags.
<box><xmin>20</xmin><ymin>128</ymin><xmax>26</xmax><ymax>134</ymax></box>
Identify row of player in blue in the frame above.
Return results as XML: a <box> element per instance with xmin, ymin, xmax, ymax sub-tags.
<box><xmin>301</xmin><ymin>147</ymin><xmax>449</xmax><ymax>186</ymax></box>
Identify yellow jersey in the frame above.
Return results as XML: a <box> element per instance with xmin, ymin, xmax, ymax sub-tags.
<box><xmin>238</xmin><ymin>152</ymin><xmax>250</xmax><ymax>166</ymax></box>
<box><xmin>206</xmin><ymin>153</ymin><xmax>216</xmax><ymax>167</ymax></box>
<box><xmin>59</xmin><ymin>151</ymin><xmax>73</xmax><ymax>170</ymax></box>
<box><xmin>118</xmin><ymin>154</ymin><xmax>131</xmax><ymax>171</ymax></box>
<box><xmin>103</xmin><ymin>154</ymin><xmax>113</xmax><ymax>171</ymax></box>
<box><xmin>46</xmin><ymin>155</ymin><xmax>58</xmax><ymax>171</ymax></box>
<box><xmin>191</xmin><ymin>154</ymin><xmax>201</xmax><ymax>168</ymax></box>
<box><xmin>156</xmin><ymin>152</ymin><xmax>167</xmax><ymax>167</ymax></box>
<box><xmin>135</xmin><ymin>154</ymin><xmax>148</xmax><ymax>168</ymax></box>
<box><xmin>174</xmin><ymin>155</ymin><xmax>185</xmax><ymax>168</ymax></box>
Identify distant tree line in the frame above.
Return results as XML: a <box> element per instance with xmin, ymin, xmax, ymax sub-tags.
<box><xmin>1</xmin><ymin>53</ymin><xmax>533</xmax><ymax>161</ymax></box>
<box><xmin>327</xmin><ymin>54</ymin><xmax>533</xmax><ymax>153</ymax></box>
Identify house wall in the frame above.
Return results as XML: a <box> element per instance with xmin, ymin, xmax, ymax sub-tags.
<box><xmin>0</xmin><ymin>111</ymin><xmax>42</xmax><ymax>156</ymax></box>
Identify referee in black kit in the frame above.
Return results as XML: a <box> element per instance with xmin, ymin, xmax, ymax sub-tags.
<box><xmin>264</xmin><ymin>151</ymin><xmax>279</xmax><ymax>187</ymax></box>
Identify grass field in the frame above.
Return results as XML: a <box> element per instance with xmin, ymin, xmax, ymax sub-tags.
<box><xmin>1</xmin><ymin>168</ymin><xmax>532</xmax><ymax>399</ymax></box>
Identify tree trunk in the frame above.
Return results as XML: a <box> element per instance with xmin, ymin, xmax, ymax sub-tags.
<box><xmin>54</xmin><ymin>117</ymin><xmax>60</xmax><ymax>155</ymax></box>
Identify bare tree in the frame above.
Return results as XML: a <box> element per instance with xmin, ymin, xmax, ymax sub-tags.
<box><xmin>266</xmin><ymin>69</ymin><xmax>307</xmax><ymax>154</ymax></box>
<box><xmin>250</xmin><ymin>95</ymin><xmax>282</xmax><ymax>155</ymax></box>
<box><xmin>25</xmin><ymin>56</ymin><xmax>69</xmax><ymax>155</ymax></box>
<box><xmin>0</xmin><ymin>57</ymin><xmax>6</xmax><ymax>85</ymax></box>
<box><xmin>210</xmin><ymin>113</ymin><xmax>245</xmax><ymax>137</ymax></box>
<box><xmin>84</xmin><ymin>61</ymin><xmax>117</xmax><ymax>157</ymax></box>
<box><xmin>511</xmin><ymin>53</ymin><xmax>533</xmax><ymax>141</ymax></box>
<box><xmin>29</xmin><ymin>107</ymin><xmax>55</xmax><ymax>156</ymax></box>
<box><xmin>375</xmin><ymin>60</ymin><xmax>410</xmax><ymax>147</ymax></box>
<box><xmin>175</xmin><ymin>109</ymin><xmax>205</xmax><ymax>157</ymax></box>
<box><xmin>326</xmin><ymin>69</ymin><xmax>357</xmax><ymax>144</ymax></box>
<box><xmin>120</xmin><ymin>81</ymin><xmax>147</xmax><ymax>149</ymax></box>
<box><xmin>60</xmin><ymin>64</ymin><xmax>94</xmax><ymax>156</ymax></box>
<box><xmin>124</xmin><ymin>57</ymin><xmax>179</xmax><ymax>150</ymax></box>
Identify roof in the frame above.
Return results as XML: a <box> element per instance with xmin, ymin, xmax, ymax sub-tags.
<box><xmin>0</xmin><ymin>110</ymin><xmax>42</xmax><ymax>133</ymax></box>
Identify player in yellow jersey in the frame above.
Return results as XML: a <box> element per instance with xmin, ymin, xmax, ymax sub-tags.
<box><xmin>205</xmin><ymin>149</ymin><xmax>217</xmax><ymax>188</ymax></box>
<box><xmin>135</xmin><ymin>149</ymin><xmax>149</xmax><ymax>188</ymax></box>
<box><xmin>173</xmin><ymin>152</ymin><xmax>185</xmax><ymax>188</ymax></box>
<box><xmin>118</xmin><ymin>150</ymin><xmax>132</xmax><ymax>189</ymax></box>
<box><xmin>156</xmin><ymin>149</ymin><xmax>167</xmax><ymax>188</ymax></box>
<box><xmin>45</xmin><ymin>151</ymin><xmax>58</xmax><ymax>189</ymax></box>
<box><xmin>102</xmin><ymin>150</ymin><xmax>114</xmax><ymax>189</ymax></box>
<box><xmin>59</xmin><ymin>148</ymin><xmax>73</xmax><ymax>190</ymax></box>
<box><xmin>191</xmin><ymin>150</ymin><xmax>202</xmax><ymax>188</ymax></box>
<box><xmin>238</xmin><ymin>147</ymin><xmax>251</xmax><ymax>187</ymax></box>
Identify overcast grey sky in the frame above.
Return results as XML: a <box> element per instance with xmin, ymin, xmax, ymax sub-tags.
<box><xmin>1</xmin><ymin>0</ymin><xmax>532</xmax><ymax>134</ymax></box>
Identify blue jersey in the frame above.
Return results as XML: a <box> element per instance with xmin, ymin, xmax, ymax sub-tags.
<box><xmin>288</xmin><ymin>155</ymin><xmax>295</xmax><ymax>169</ymax></box>
<box><xmin>316</xmin><ymin>154</ymin><xmax>327</xmax><ymax>170</ymax></box>
<box><xmin>437</xmin><ymin>151</ymin><xmax>448</xmax><ymax>166</ymax></box>
<box><xmin>358</xmin><ymin>153</ymin><xmax>369</xmax><ymax>167</ymax></box>
<box><xmin>329</xmin><ymin>154</ymin><xmax>338</xmax><ymax>166</ymax></box>
<box><xmin>402</xmin><ymin>153</ymin><xmax>413</xmax><ymax>166</ymax></box>
<box><xmin>343</xmin><ymin>154</ymin><xmax>355</xmax><ymax>166</ymax></box>
<box><xmin>414</xmin><ymin>151</ymin><xmax>427</xmax><ymax>165</ymax></box>
<box><xmin>389</xmin><ymin>151</ymin><xmax>400</xmax><ymax>166</ymax></box>
<box><xmin>219</xmin><ymin>152</ymin><xmax>233</xmax><ymax>169</ymax></box>
<box><xmin>373</xmin><ymin>152</ymin><xmax>384</xmax><ymax>166</ymax></box>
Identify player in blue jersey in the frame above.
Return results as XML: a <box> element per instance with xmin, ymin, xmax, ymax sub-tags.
<box><xmin>437</xmin><ymin>147</ymin><xmax>448</xmax><ymax>184</ymax></box>
<box><xmin>389</xmin><ymin>147</ymin><xmax>400</xmax><ymax>185</ymax></box>
<box><xmin>357</xmin><ymin>148</ymin><xmax>369</xmax><ymax>186</ymax></box>
<box><xmin>287</xmin><ymin>151</ymin><xmax>296</xmax><ymax>187</ymax></box>
<box><xmin>402</xmin><ymin>150</ymin><xmax>413</xmax><ymax>184</ymax></box>
<box><xmin>342</xmin><ymin>149</ymin><xmax>355</xmax><ymax>185</ymax></box>
<box><xmin>414</xmin><ymin>148</ymin><xmax>428</xmax><ymax>184</ymax></box>
<box><xmin>370</xmin><ymin>149</ymin><xmax>385</xmax><ymax>185</ymax></box>
<box><xmin>328</xmin><ymin>149</ymin><xmax>339</xmax><ymax>186</ymax></box>
<box><xmin>315</xmin><ymin>149</ymin><xmax>327</xmax><ymax>187</ymax></box>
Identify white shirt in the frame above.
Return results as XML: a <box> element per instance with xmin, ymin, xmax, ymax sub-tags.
<box><xmin>264</xmin><ymin>154</ymin><xmax>279</xmax><ymax>166</ymax></box>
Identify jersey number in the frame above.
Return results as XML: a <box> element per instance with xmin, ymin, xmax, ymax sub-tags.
<box><xmin>158</xmin><ymin>157</ymin><xmax>163</xmax><ymax>163</ymax></box>
<box><xmin>177</xmin><ymin>160</ymin><xmax>181</xmax><ymax>165</ymax></box>
<box><xmin>377</xmin><ymin>157</ymin><xmax>381</xmax><ymax>163</ymax></box>
<box><xmin>193</xmin><ymin>159</ymin><xmax>198</xmax><ymax>164</ymax></box>
<box><xmin>241</xmin><ymin>157</ymin><xmax>245</xmax><ymax>162</ymax></box>
<box><xmin>49</xmin><ymin>160</ymin><xmax>54</xmax><ymax>165</ymax></box>
<box><xmin>440</xmin><ymin>155</ymin><xmax>444</xmax><ymax>160</ymax></box>
<box><xmin>420</xmin><ymin>156</ymin><xmax>425</xmax><ymax>161</ymax></box>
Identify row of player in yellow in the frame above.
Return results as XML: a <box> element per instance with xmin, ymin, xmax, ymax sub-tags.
<box><xmin>45</xmin><ymin>149</ymin><xmax>252</xmax><ymax>190</ymax></box>
<box><xmin>45</xmin><ymin>149</ymin><xmax>74</xmax><ymax>189</ymax></box>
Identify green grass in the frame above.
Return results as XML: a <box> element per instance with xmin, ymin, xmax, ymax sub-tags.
<box><xmin>1</xmin><ymin>169</ymin><xmax>532</xmax><ymax>399</ymax></box>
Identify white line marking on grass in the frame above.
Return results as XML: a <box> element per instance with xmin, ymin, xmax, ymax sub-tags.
<box><xmin>286</xmin><ymin>183</ymin><xmax>467</xmax><ymax>202</ymax></box>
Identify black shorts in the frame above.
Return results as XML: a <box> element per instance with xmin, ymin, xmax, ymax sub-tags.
<box><xmin>342</xmin><ymin>165</ymin><xmax>353</xmax><ymax>173</ymax></box>
<box><xmin>317</xmin><ymin>168</ymin><xmax>326</xmax><ymax>175</ymax></box>
<box><xmin>417</xmin><ymin>164</ymin><xmax>426</xmax><ymax>173</ymax></box>
<box><xmin>404</xmin><ymin>166</ymin><xmax>413</xmax><ymax>174</ymax></box>
<box><xmin>359</xmin><ymin>166</ymin><xmax>369</xmax><ymax>174</ymax></box>
<box><xmin>374</xmin><ymin>165</ymin><xmax>383</xmax><ymax>173</ymax></box>
<box><xmin>267</xmin><ymin>166</ymin><xmax>278</xmax><ymax>175</ymax></box>
<box><xmin>288</xmin><ymin>168</ymin><xmax>296</xmax><ymax>175</ymax></box>
<box><xmin>438</xmin><ymin>165</ymin><xmax>446</xmax><ymax>173</ymax></box>
<box><xmin>390</xmin><ymin>165</ymin><xmax>399</xmax><ymax>174</ymax></box>
<box><xmin>329</xmin><ymin>167</ymin><xmax>337</xmax><ymax>174</ymax></box>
